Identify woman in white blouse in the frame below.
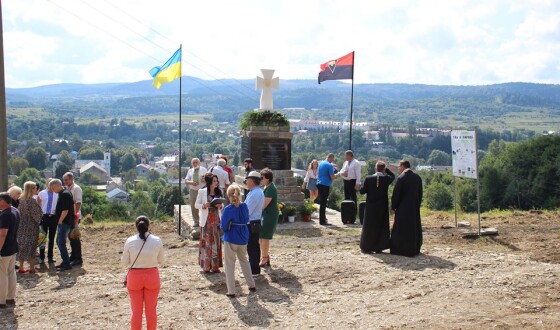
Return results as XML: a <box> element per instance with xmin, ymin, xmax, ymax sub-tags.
<box><xmin>195</xmin><ymin>173</ymin><xmax>224</xmax><ymax>272</ymax></box>
<box><xmin>302</xmin><ymin>159</ymin><xmax>319</xmax><ymax>202</ymax></box>
<box><xmin>121</xmin><ymin>216</ymin><xmax>164</xmax><ymax>330</ymax></box>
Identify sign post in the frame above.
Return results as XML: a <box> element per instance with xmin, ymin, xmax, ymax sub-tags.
<box><xmin>451</xmin><ymin>130</ymin><xmax>480</xmax><ymax>234</ymax></box>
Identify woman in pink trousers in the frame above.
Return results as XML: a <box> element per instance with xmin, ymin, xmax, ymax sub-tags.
<box><xmin>121</xmin><ymin>216</ymin><xmax>164</xmax><ymax>330</ymax></box>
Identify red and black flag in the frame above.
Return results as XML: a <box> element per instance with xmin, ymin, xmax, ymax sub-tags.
<box><xmin>318</xmin><ymin>51</ymin><xmax>354</xmax><ymax>84</ymax></box>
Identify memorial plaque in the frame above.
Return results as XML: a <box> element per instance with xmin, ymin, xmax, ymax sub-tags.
<box><xmin>241</xmin><ymin>136</ymin><xmax>291</xmax><ymax>170</ymax></box>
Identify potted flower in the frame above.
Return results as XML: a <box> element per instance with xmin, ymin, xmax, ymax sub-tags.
<box><xmin>278</xmin><ymin>202</ymin><xmax>285</xmax><ymax>223</ymax></box>
<box><xmin>299</xmin><ymin>198</ymin><xmax>316</xmax><ymax>222</ymax></box>
<box><xmin>284</xmin><ymin>204</ymin><xmax>297</xmax><ymax>223</ymax></box>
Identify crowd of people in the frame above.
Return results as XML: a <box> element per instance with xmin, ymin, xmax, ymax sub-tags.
<box><xmin>310</xmin><ymin>152</ymin><xmax>423</xmax><ymax>257</ymax></box>
<box><xmin>0</xmin><ymin>152</ymin><xmax>423</xmax><ymax>329</ymax></box>
<box><xmin>0</xmin><ymin>172</ymin><xmax>83</xmax><ymax>309</ymax></box>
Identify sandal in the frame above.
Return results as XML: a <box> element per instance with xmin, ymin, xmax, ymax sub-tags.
<box><xmin>259</xmin><ymin>256</ymin><xmax>270</xmax><ymax>267</ymax></box>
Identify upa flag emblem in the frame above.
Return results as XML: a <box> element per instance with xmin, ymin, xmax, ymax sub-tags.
<box><xmin>318</xmin><ymin>51</ymin><xmax>354</xmax><ymax>84</ymax></box>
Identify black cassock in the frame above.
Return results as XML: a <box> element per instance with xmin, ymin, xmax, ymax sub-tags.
<box><xmin>390</xmin><ymin>170</ymin><xmax>423</xmax><ymax>257</ymax></box>
<box><xmin>359</xmin><ymin>169</ymin><xmax>395</xmax><ymax>253</ymax></box>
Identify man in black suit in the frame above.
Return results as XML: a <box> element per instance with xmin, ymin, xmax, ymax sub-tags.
<box><xmin>390</xmin><ymin>160</ymin><xmax>423</xmax><ymax>257</ymax></box>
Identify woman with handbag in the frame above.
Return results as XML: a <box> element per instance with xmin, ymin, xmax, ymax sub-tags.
<box><xmin>121</xmin><ymin>216</ymin><xmax>164</xmax><ymax>330</ymax></box>
<box><xmin>220</xmin><ymin>184</ymin><xmax>256</xmax><ymax>297</ymax></box>
<box><xmin>195</xmin><ymin>173</ymin><xmax>224</xmax><ymax>273</ymax></box>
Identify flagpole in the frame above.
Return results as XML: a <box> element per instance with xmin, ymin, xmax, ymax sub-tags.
<box><xmin>348</xmin><ymin>51</ymin><xmax>355</xmax><ymax>150</ymax></box>
<box><xmin>178</xmin><ymin>44</ymin><xmax>183</xmax><ymax>237</ymax></box>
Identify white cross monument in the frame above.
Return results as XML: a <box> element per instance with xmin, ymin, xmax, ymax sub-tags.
<box><xmin>256</xmin><ymin>69</ymin><xmax>279</xmax><ymax>110</ymax></box>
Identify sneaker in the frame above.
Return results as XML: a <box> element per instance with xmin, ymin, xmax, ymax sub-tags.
<box><xmin>6</xmin><ymin>299</ymin><xmax>15</xmax><ymax>306</ymax></box>
<box><xmin>252</xmin><ymin>274</ymin><xmax>261</xmax><ymax>279</ymax></box>
<box><xmin>38</xmin><ymin>259</ymin><xmax>45</xmax><ymax>265</ymax></box>
<box><xmin>0</xmin><ymin>304</ymin><xmax>6</xmax><ymax>309</ymax></box>
<box><xmin>70</xmin><ymin>259</ymin><xmax>83</xmax><ymax>266</ymax></box>
<box><xmin>48</xmin><ymin>259</ymin><xmax>56</xmax><ymax>263</ymax></box>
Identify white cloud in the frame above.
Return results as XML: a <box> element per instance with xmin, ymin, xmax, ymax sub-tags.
<box><xmin>2</xmin><ymin>0</ymin><xmax>560</xmax><ymax>87</ymax></box>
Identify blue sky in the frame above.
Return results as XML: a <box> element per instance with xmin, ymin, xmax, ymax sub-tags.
<box><xmin>3</xmin><ymin>0</ymin><xmax>560</xmax><ymax>87</ymax></box>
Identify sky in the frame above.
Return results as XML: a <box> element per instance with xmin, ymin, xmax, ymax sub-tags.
<box><xmin>2</xmin><ymin>0</ymin><xmax>560</xmax><ymax>88</ymax></box>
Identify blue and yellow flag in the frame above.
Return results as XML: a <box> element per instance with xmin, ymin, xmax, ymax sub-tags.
<box><xmin>149</xmin><ymin>48</ymin><xmax>182</xmax><ymax>89</ymax></box>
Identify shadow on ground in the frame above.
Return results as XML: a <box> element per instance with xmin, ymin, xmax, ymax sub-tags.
<box><xmin>367</xmin><ymin>252</ymin><xmax>457</xmax><ymax>271</ymax></box>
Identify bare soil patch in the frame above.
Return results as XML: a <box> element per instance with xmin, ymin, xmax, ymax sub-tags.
<box><xmin>2</xmin><ymin>211</ymin><xmax>560</xmax><ymax>329</ymax></box>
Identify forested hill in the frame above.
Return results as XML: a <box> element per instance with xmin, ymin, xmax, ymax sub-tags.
<box><xmin>6</xmin><ymin>78</ymin><xmax>560</xmax><ymax>129</ymax></box>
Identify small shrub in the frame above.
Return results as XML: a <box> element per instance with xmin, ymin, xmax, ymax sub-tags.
<box><xmin>425</xmin><ymin>181</ymin><xmax>453</xmax><ymax>210</ymax></box>
<box><xmin>240</xmin><ymin>110</ymin><xmax>289</xmax><ymax>129</ymax></box>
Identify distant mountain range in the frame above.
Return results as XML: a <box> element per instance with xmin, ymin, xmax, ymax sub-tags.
<box><xmin>6</xmin><ymin>77</ymin><xmax>560</xmax><ymax>129</ymax></box>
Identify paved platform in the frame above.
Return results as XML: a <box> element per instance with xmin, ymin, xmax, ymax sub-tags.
<box><xmin>174</xmin><ymin>204</ymin><xmax>362</xmax><ymax>239</ymax></box>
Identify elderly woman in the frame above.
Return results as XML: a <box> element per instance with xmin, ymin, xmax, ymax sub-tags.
<box><xmin>195</xmin><ymin>173</ymin><xmax>224</xmax><ymax>273</ymax></box>
<box><xmin>221</xmin><ymin>184</ymin><xmax>256</xmax><ymax>297</ymax></box>
<box><xmin>259</xmin><ymin>168</ymin><xmax>278</xmax><ymax>267</ymax></box>
<box><xmin>16</xmin><ymin>181</ymin><xmax>43</xmax><ymax>273</ymax></box>
<box><xmin>302</xmin><ymin>160</ymin><xmax>319</xmax><ymax>203</ymax></box>
<box><xmin>7</xmin><ymin>186</ymin><xmax>22</xmax><ymax>209</ymax></box>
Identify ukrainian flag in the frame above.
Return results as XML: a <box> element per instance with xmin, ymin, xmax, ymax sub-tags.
<box><xmin>149</xmin><ymin>48</ymin><xmax>182</xmax><ymax>89</ymax></box>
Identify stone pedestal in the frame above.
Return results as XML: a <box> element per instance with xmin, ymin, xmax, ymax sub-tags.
<box><xmin>238</xmin><ymin>125</ymin><xmax>304</xmax><ymax>218</ymax></box>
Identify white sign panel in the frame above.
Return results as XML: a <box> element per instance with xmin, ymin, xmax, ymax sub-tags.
<box><xmin>451</xmin><ymin>130</ymin><xmax>478</xmax><ymax>179</ymax></box>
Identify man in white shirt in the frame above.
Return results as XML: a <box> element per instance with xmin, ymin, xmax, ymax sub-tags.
<box><xmin>63</xmin><ymin>172</ymin><xmax>83</xmax><ymax>266</ymax></box>
<box><xmin>37</xmin><ymin>178</ymin><xmax>59</xmax><ymax>263</ymax></box>
<box><xmin>185</xmin><ymin>158</ymin><xmax>207</xmax><ymax>227</ymax></box>
<box><xmin>211</xmin><ymin>159</ymin><xmax>231</xmax><ymax>196</ymax></box>
<box><xmin>340</xmin><ymin>150</ymin><xmax>362</xmax><ymax>211</ymax></box>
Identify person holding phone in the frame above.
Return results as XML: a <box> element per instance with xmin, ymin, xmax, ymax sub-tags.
<box><xmin>195</xmin><ymin>173</ymin><xmax>224</xmax><ymax>273</ymax></box>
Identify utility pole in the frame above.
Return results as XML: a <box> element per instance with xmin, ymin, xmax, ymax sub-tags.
<box><xmin>0</xmin><ymin>1</ymin><xmax>9</xmax><ymax>191</ymax></box>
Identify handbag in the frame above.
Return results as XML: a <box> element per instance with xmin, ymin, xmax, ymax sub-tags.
<box><xmin>123</xmin><ymin>234</ymin><xmax>150</xmax><ymax>287</ymax></box>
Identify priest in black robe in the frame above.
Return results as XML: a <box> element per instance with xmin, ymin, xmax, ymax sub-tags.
<box><xmin>390</xmin><ymin>160</ymin><xmax>423</xmax><ymax>257</ymax></box>
<box><xmin>359</xmin><ymin>161</ymin><xmax>395</xmax><ymax>253</ymax></box>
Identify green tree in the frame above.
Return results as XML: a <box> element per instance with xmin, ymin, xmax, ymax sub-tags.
<box><xmin>15</xmin><ymin>168</ymin><xmax>43</xmax><ymax>187</ymax></box>
<box><xmin>152</xmin><ymin>144</ymin><xmax>165</xmax><ymax>157</ymax></box>
<box><xmin>136</xmin><ymin>180</ymin><xmax>149</xmax><ymax>191</ymax></box>
<box><xmin>427</xmin><ymin>150</ymin><xmax>451</xmax><ymax>166</ymax></box>
<box><xmin>457</xmin><ymin>179</ymin><xmax>478</xmax><ymax>212</ymax></box>
<box><xmin>81</xmin><ymin>186</ymin><xmax>109</xmax><ymax>220</ymax></box>
<box><xmin>120</xmin><ymin>153</ymin><xmax>137</xmax><ymax>172</ymax></box>
<box><xmin>8</xmin><ymin>157</ymin><xmax>29</xmax><ymax>175</ymax></box>
<box><xmin>105</xmin><ymin>202</ymin><xmax>130</xmax><ymax>220</ymax></box>
<box><xmin>78</xmin><ymin>147</ymin><xmax>104</xmax><ymax>160</ymax></box>
<box><xmin>148</xmin><ymin>181</ymin><xmax>166</xmax><ymax>203</ymax></box>
<box><xmin>25</xmin><ymin>146</ymin><xmax>48</xmax><ymax>170</ymax></box>
<box><xmin>123</xmin><ymin>169</ymin><xmax>138</xmax><ymax>184</ymax></box>
<box><xmin>130</xmin><ymin>191</ymin><xmax>156</xmax><ymax>218</ymax></box>
<box><xmin>424</xmin><ymin>181</ymin><xmax>453</xmax><ymax>210</ymax></box>
<box><xmin>146</xmin><ymin>170</ymin><xmax>161</xmax><ymax>183</ymax></box>
<box><xmin>156</xmin><ymin>186</ymin><xmax>181</xmax><ymax>216</ymax></box>
<box><xmin>55</xmin><ymin>163</ymin><xmax>72</xmax><ymax>179</ymax></box>
<box><xmin>58</xmin><ymin>150</ymin><xmax>75</xmax><ymax>168</ymax></box>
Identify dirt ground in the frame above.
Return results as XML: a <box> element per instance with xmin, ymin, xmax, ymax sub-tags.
<box><xmin>2</xmin><ymin>210</ymin><xmax>560</xmax><ymax>329</ymax></box>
